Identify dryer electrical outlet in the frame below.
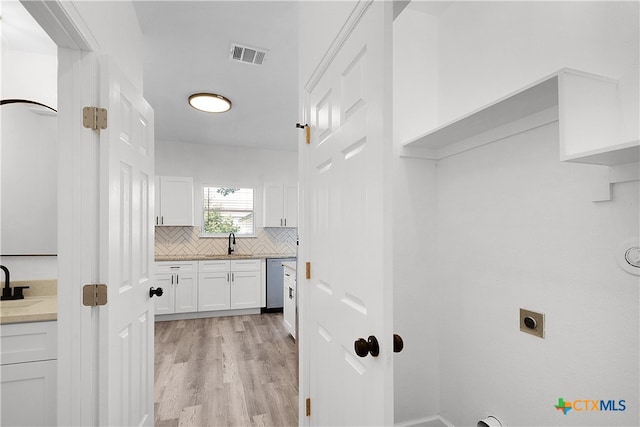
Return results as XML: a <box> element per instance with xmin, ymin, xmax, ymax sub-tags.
<box><xmin>520</xmin><ymin>308</ymin><xmax>544</xmax><ymax>338</ymax></box>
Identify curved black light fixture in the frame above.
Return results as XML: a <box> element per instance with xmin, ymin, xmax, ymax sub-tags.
<box><xmin>188</xmin><ymin>93</ymin><xmax>232</xmax><ymax>113</ymax></box>
<box><xmin>1</xmin><ymin>99</ymin><xmax>57</xmax><ymax>113</ymax></box>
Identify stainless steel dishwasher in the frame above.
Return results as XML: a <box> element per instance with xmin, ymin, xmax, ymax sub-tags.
<box><xmin>265</xmin><ymin>257</ymin><xmax>296</xmax><ymax>312</ymax></box>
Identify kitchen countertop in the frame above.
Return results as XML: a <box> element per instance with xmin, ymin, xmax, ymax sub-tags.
<box><xmin>0</xmin><ymin>295</ymin><xmax>57</xmax><ymax>324</ymax></box>
<box><xmin>281</xmin><ymin>261</ymin><xmax>297</xmax><ymax>271</ymax></box>
<box><xmin>155</xmin><ymin>253</ymin><xmax>296</xmax><ymax>261</ymax></box>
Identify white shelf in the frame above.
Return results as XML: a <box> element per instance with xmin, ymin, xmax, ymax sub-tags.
<box><xmin>561</xmin><ymin>140</ymin><xmax>640</xmax><ymax>166</ymax></box>
<box><xmin>402</xmin><ymin>68</ymin><xmax>638</xmax><ymax>166</ymax></box>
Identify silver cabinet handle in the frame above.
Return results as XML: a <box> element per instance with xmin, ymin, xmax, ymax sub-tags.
<box><xmin>227</xmin><ymin>273</ymin><xmax>230</xmax><ymax>282</ymax></box>
<box><xmin>176</xmin><ymin>275</ymin><xmax>179</xmax><ymax>285</ymax></box>
<box><xmin>171</xmin><ymin>275</ymin><xmax>174</xmax><ymax>285</ymax></box>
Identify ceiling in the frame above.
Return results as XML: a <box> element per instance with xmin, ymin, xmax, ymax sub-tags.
<box><xmin>132</xmin><ymin>1</ymin><xmax>299</xmax><ymax>152</ymax></box>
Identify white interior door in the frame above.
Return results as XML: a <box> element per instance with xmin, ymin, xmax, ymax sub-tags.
<box><xmin>99</xmin><ymin>58</ymin><xmax>155</xmax><ymax>426</ymax></box>
<box><xmin>300</xmin><ymin>1</ymin><xmax>393</xmax><ymax>425</ymax></box>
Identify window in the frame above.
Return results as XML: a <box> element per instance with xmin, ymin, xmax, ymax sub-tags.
<box><xmin>202</xmin><ymin>187</ymin><xmax>254</xmax><ymax>236</ymax></box>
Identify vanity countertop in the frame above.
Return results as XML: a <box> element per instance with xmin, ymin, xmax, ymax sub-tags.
<box><xmin>0</xmin><ymin>295</ymin><xmax>57</xmax><ymax>324</ymax></box>
<box><xmin>0</xmin><ymin>280</ymin><xmax>57</xmax><ymax>324</ymax></box>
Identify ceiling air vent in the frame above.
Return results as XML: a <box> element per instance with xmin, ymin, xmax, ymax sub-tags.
<box><xmin>230</xmin><ymin>43</ymin><xmax>267</xmax><ymax>66</ymax></box>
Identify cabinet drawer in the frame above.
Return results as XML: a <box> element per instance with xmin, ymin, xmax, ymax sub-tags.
<box><xmin>0</xmin><ymin>321</ymin><xmax>57</xmax><ymax>365</ymax></box>
<box><xmin>199</xmin><ymin>260</ymin><xmax>230</xmax><ymax>273</ymax></box>
<box><xmin>231</xmin><ymin>259</ymin><xmax>260</xmax><ymax>271</ymax></box>
<box><xmin>156</xmin><ymin>261</ymin><xmax>197</xmax><ymax>274</ymax></box>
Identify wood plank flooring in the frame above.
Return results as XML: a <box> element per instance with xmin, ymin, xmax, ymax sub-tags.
<box><xmin>154</xmin><ymin>313</ymin><xmax>298</xmax><ymax>426</ymax></box>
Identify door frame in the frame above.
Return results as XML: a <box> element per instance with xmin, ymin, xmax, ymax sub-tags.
<box><xmin>20</xmin><ymin>1</ymin><xmax>102</xmax><ymax>425</ymax></box>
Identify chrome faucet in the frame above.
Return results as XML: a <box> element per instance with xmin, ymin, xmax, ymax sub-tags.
<box><xmin>228</xmin><ymin>232</ymin><xmax>236</xmax><ymax>255</ymax></box>
<box><xmin>1</xmin><ymin>265</ymin><xmax>28</xmax><ymax>300</ymax></box>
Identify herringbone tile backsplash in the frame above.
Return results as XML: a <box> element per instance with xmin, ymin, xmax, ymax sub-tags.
<box><xmin>155</xmin><ymin>227</ymin><xmax>297</xmax><ymax>257</ymax></box>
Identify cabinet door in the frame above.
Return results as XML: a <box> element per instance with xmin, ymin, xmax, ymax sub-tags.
<box><xmin>1</xmin><ymin>359</ymin><xmax>56</xmax><ymax>426</ymax></box>
<box><xmin>154</xmin><ymin>273</ymin><xmax>174</xmax><ymax>315</ymax></box>
<box><xmin>283</xmin><ymin>184</ymin><xmax>298</xmax><ymax>227</ymax></box>
<box><xmin>174</xmin><ymin>272</ymin><xmax>198</xmax><ymax>313</ymax></box>
<box><xmin>231</xmin><ymin>271</ymin><xmax>261</xmax><ymax>309</ymax></box>
<box><xmin>263</xmin><ymin>183</ymin><xmax>285</xmax><ymax>227</ymax></box>
<box><xmin>198</xmin><ymin>272</ymin><xmax>231</xmax><ymax>311</ymax></box>
<box><xmin>159</xmin><ymin>176</ymin><xmax>193</xmax><ymax>226</ymax></box>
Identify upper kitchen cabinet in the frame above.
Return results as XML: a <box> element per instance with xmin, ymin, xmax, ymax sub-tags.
<box><xmin>264</xmin><ymin>183</ymin><xmax>297</xmax><ymax>228</ymax></box>
<box><xmin>155</xmin><ymin>176</ymin><xmax>194</xmax><ymax>226</ymax></box>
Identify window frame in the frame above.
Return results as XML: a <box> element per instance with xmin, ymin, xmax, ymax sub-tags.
<box><xmin>201</xmin><ymin>185</ymin><xmax>256</xmax><ymax>237</ymax></box>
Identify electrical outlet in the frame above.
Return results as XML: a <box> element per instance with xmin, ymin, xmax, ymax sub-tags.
<box><xmin>520</xmin><ymin>308</ymin><xmax>544</xmax><ymax>338</ymax></box>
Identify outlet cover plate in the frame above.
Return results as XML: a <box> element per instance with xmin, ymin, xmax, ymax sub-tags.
<box><xmin>520</xmin><ymin>308</ymin><xmax>544</xmax><ymax>338</ymax></box>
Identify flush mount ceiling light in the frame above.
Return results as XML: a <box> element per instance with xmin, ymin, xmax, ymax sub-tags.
<box><xmin>188</xmin><ymin>93</ymin><xmax>232</xmax><ymax>113</ymax></box>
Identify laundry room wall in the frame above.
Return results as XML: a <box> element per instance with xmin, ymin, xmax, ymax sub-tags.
<box><xmin>431</xmin><ymin>2</ymin><xmax>639</xmax><ymax>425</ymax></box>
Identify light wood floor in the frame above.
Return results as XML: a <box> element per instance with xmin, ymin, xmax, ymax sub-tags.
<box><xmin>154</xmin><ymin>313</ymin><xmax>298</xmax><ymax>427</ymax></box>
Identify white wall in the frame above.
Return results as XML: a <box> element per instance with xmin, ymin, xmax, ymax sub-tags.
<box><xmin>1</xmin><ymin>1</ymin><xmax>58</xmax><ymax>280</ymax></box>
<box><xmin>393</xmin><ymin>7</ymin><xmax>441</xmax><ymax>423</ymax></box>
<box><xmin>436</xmin><ymin>1</ymin><xmax>639</xmax><ymax>135</ymax></box>
<box><xmin>437</xmin><ymin>121</ymin><xmax>639</xmax><ymax>426</ymax></box>
<box><xmin>155</xmin><ymin>139</ymin><xmax>297</xmax><ymax>229</ymax></box>
<box><xmin>70</xmin><ymin>1</ymin><xmax>144</xmax><ymax>90</ymax></box>
<box><xmin>393</xmin><ymin>1</ymin><xmax>639</xmax><ymax>425</ymax></box>
<box><xmin>298</xmin><ymin>1</ymin><xmax>357</xmax><ymax>89</ymax></box>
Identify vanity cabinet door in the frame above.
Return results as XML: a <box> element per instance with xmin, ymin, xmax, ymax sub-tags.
<box><xmin>1</xmin><ymin>360</ymin><xmax>56</xmax><ymax>426</ymax></box>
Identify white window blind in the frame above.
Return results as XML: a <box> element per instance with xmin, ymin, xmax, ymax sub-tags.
<box><xmin>202</xmin><ymin>187</ymin><xmax>254</xmax><ymax>235</ymax></box>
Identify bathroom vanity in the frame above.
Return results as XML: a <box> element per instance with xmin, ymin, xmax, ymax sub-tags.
<box><xmin>0</xmin><ymin>280</ymin><xmax>58</xmax><ymax>426</ymax></box>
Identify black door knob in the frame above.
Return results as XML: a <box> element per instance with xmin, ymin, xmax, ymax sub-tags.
<box><xmin>149</xmin><ymin>287</ymin><xmax>164</xmax><ymax>298</ymax></box>
<box><xmin>354</xmin><ymin>335</ymin><xmax>380</xmax><ymax>358</ymax></box>
<box><xmin>393</xmin><ymin>334</ymin><xmax>404</xmax><ymax>353</ymax></box>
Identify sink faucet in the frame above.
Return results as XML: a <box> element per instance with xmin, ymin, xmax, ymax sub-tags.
<box><xmin>228</xmin><ymin>232</ymin><xmax>236</xmax><ymax>255</ymax></box>
<box><xmin>1</xmin><ymin>265</ymin><xmax>28</xmax><ymax>300</ymax></box>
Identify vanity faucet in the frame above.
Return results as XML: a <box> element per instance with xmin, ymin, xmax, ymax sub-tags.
<box><xmin>1</xmin><ymin>265</ymin><xmax>28</xmax><ymax>300</ymax></box>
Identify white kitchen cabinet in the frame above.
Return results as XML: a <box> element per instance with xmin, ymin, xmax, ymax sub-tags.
<box><xmin>283</xmin><ymin>264</ymin><xmax>296</xmax><ymax>338</ymax></box>
<box><xmin>1</xmin><ymin>321</ymin><xmax>57</xmax><ymax>426</ymax></box>
<box><xmin>155</xmin><ymin>176</ymin><xmax>194</xmax><ymax>226</ymax></box>
<box><xmin>198</xmin><ymin>259</ymin><xmax>261</xmax><ymax>311</ymax></box>
<box><xmin>154</xmin><ymin>261</ymin><xmax>198</xmax><ymax>314</ymax></box>
<box><xmin>198</xmin><ymin>260</ymin><xmax>231</xmax><ymax>311</ymax></box>
<box><xmin>264</xmin><ymin>182</ymin><xmax>297</xmax><ymax>228</ymax></box>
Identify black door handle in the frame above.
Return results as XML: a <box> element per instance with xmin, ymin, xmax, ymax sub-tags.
<box><xmin>149</xmin><ymin>287</ymin><xmax>164</xmax><ymax>298</ymax></box>
<box><xmin>354</xmin><ymin>335</ymin><xmax>380</xmax><ymax>358</ymax></box>
<box><xmin>393</xmin><ymin>334</ymin><xmax>404</xmax><ymax>353</ymax></box>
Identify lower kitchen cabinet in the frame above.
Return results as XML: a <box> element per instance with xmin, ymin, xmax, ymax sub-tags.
<box><xmin>198</xmin><ymin>259</ymin><xmax>261</xmax><ymax>311</ymax></box>
<box><xmin>154</xmin><ymin>261</ymin><xmax>198</xmax><ymax>314</ymax></box>
<box><xmin>1</xmin><ymin>321</ymin><xmax>57</xmax><ymax>426</ymax></box>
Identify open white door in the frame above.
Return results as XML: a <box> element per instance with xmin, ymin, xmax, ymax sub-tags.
<box><xmin>300</xmin><ymin>1</ymin><xmax>393</xmax><ymax>425</ymax></box>
<box><xmin>99</xmin><ymin>58</ymin><xmax>155</xmax><ymax>426</ymax></box>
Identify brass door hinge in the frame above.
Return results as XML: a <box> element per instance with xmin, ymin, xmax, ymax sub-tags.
<box><xmin>83</xmin><ymin>106</ymin><xmax>108</xmax><ymax>130</ymax></box>
<box><xmin>82</xmin><ymin>284</ymin><xmax>108</xmax><ymax>306</ymax></box>
<box><xmin>306</xmin><ymin>398</ymin><xmax>311</xmax><ymax>417</ymax></box>
<box><xmin>305</xmin><ymin>262</ymin><xmax>311</xmax><ymax>280</ymax></box>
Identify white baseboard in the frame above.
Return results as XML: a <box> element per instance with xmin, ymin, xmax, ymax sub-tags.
<box><xmin>395</xmin><ymin>415</ymin><xmax>455</xmax><ymax>427</ymax></box>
